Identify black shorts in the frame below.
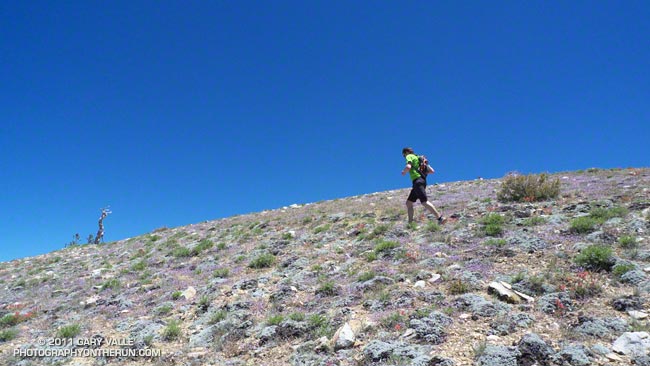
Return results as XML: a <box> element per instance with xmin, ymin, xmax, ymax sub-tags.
<box><xmin>407</xmin><ymin>177</ymin><xmax>428</xmax><ymax>203</ymax></box>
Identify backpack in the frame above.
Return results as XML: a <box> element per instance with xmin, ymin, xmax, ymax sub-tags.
<box><xmin>417</xmin><ymin>155</ymin><xmax>430</xmax><ymax>178</ymax></box>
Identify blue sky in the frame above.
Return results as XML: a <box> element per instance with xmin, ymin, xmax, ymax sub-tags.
<box><xmin>1</xmin><ymin>1</ymin><xmax>648</xmax><ymax>262</ymax></box>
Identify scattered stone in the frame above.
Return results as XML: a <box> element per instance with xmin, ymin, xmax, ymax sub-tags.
<box><xmin>332</xmin><ymin>322</ymin><xmax>355</xmax><ymax>350</ymax></box>
<box><xmin>414</xmin><ymin>280</ymin><xmax>426</xmax><ymax>289</ymax></box>
<box><xmin>453</xmin><ymin>294</ymin><xmax>511</xmax><ymax>318</ymax></box>
<box><xmin>409</xmin><ymin>311</ymin><xmax>452</xmax><ymax>344</ymax></box>
<box><xmin>621</xmin><ymin>270</ymin><xmax>647</xmax><ymax>285</ymax></box>
<box><xmin>429</xmin><ymin>273</ymin><xmax>442</xmax><ymax>283</ymax></box>
<box><xmin>476</xmin><ymin>345</ymin><xmax>521</xmax><ymax>366</ymax></box>
<box><xmin>613</xmin><ymin>332</ymin><xmax>650</xmax><ymax>356</ymax></box>
<box><xmin>538</xmin><ymin>292</ymin><xmax>573</xmax><ymax>314</ymax></box>
<box><xmin>182</xmin><ymin>286</ymin><xmax>197</xmax><ymax>300</ymax></box>
<box><xmin>612</xmin><ymin>295</ymin><xmax>644</xmax><ymax>312</ymax></box>
<box><xmin>572</xmin><ymin>316</ymin><xmax>629</xmax><ymax>338</ymax></box>
<box><xmin>554</xmin><ymin>345</ymin><xmax>592</xmax><ymax>366</ymax></box>
<box><xmin>488</xmin><ymin>281</ymin><xmax>521</xmax><ymax>304</ymax></box>
<box><xmin>629</xmin><ymin>311</ymin><xmax>649</xmax><ymax>320</ymax></box>
<box><xmin>517</xmin><ymin>333</ymin><xmax>555</xmax><ymax>366</ymax></box>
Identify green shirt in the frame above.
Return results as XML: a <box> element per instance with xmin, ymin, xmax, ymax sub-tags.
<box><xmin>405</xmin><ymin>154</ymin><xmax>422</xmax><ymax>181</ymax></box>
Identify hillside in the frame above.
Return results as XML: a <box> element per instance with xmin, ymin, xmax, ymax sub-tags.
<box><xmin>1</xmin><ymin>168</ymin><xmax>650</xmax><ymax>366</ymax></box>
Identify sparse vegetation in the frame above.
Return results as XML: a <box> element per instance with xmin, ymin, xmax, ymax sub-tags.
<box><xmin>249</xmin><ymin>252</ymin><xmax>276</xmax><ymax>269</ymax></box>
<box><xmin>56</xmin><ymin>324</ymin><xmax>81</xmax><ymax>339</ymax></box>
<box><xmin>374</xmin><ymin>239</ymin><xmax>399</xmax><ymax>254</ymax></box>
<box><xmin>162</xmin><ymin>320</ymin><xmax>181</xmax><ymax>340</ymax></box>
<box><xmin>570</xmin><ymin>216</ymin><xmax>599</xmax><ymax>233</ymax></box>
<box><xmin>619</xmin><ymin>235</ymin><xmax>638</xmax><ymax>249</ymax></box>
<box><xmin>497</xmin><ymin>172</ymin><xmax>561</xmax><ymax>202</ymax></box>
<box><xmin>481</xmin><ymin>214</ymin><xmax>505</xmax><ymax>237</ymax></box>
<box><xmin>0</xmin><ymin>328</ymin><xmax>18</xmax><ymax>342</ymax></box>
<box><xmin>214</xmin><ymin>268</ymin><xmax>230</xmax><ymax>278</ymax></box>
<box><xmin>575</xmin><ymin>245</ymin><xmax>615</xmax><ymax>271</ymax></box>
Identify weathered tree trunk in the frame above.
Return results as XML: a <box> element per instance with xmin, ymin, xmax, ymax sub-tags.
<box><xmin>94</xmin><ymin>207</ymin><xmax>111</xmax><ymax>244</ymax></box>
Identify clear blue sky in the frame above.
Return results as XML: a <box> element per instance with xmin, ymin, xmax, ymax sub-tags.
<box><xmin>1</xmin><ymin>1</ymin><xmax>648</xmax><ymax>262</ymax></box>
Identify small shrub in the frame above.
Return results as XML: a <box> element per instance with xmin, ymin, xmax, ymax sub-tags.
<box><xmin>482</xmin><ymin>214</ymin><xmax>505</xmax><ymax>237</ymax></box>
<box><xmin>613</xmin><ymin>263</ymin><xmax>635</xmax><ymax>278</ymax></box>
<box><xmin>406</xmin><ymin>222</ymin><xmax>418</xmax><ymax>231</ymax></box>
<box><xmin>485</xmin><ymin>238</ymin><xmax>507</xmax><ymax>247</ymax></box>
<box><xmin>575</xmin><ymin>245</ymin><xmax>615</xmax><ymax>271</ymax></box>
<box><xmin>0</xmin><ymin>314</ymin><xmax>20</xmax><ymax>328</ymax></box>
<box><xmin>282</xmin><ymin>232</ymin><xmax>294</xmax><ymax>240</ymax></box>
<box><xmin>249</xmin><ymin>253</ymin><xmax>276</xmax><ymax>269</ymax></box>
<box><xmin>131</xmin><ymin>260</ymin><xmax>147</xmax><ymax>272</ymax></box>
<box><xmin>192</xmin><ymin>239</ymin><xmax>214</xmax><ymax>255</ymax></box>
<box><xmin>497</xmin><ymin>173</ymin><xmax>561</xmax><ymax>202</ymax></box>
<box><xmin>162</xmin><ymin>320</ymin><xmax>181</xmax><ymax>340</ymax></box>
<box><xmin>374</xmin><ymin>240</ymin><xmax>399</xmax><ymax>254</ymax></box>
<box><xmin>522</xmin><ymin>216</ymin><xmax>547</xmax><ymax>226</ymax></box>
<box><xmin>308</xmin><ymin>314</ymin><xmax>332</xmax><ymax>338</ymax></box>
<box><xmin>381</xmin><ymin>312</ymin><xmax>407</xmax><ymax>330</ymax></box>
<box><xmin>155</xmin><ymin>304</ymin><xmax>173</xmax><ymax>315</ymax></box>
<box><xmin>619</xmin><ymin>235</ymin><xmax>638</xmax><ymax>249</ymax></box>
<box><xmin>172</xmin><ymin>247</ymin><xmax>192</xmax><ymax>258</ymax></box>
<box><xmin>316</xmin><ymin>281</ymin><xmax>337</xmax><ymax>296</ymax></box>
<box><xmin>101</xmin><ymin>278</ymin><xmax>121</xmax><ymax>291</ymax></box>
<box><xmin>590</xmin><ymin>206</ymin><xmax>628</xmax><ymax>223</ymax></box>
<box><xmin>217</xmin><ymin>242</ymin><xmax>227</xmax><ymax>250</ymax></box>
<box><xmin>214</xmin><ymin>268</ymin><xmax>230</xmax><ymax>278</ymax></box>
<box><xmin>368</xmin><ymin>224</ymin><xmax>390</xmax><ymax>239</ymax></box>
<box><xmin>289</xmin><ymin>312</ymin><xmax>306</xmax><ymax>321</ymax></box>
<box><xmin>209</xmin><ymin>310</ymin><xmax>227</xmax><ymax>324</ymax></box>
<box><xmin>171</xmin><ymin>291</ymin><xmax>182</xmax><ymax>300</ymax></box>
<box><xmin>365</xmin><ymin>252</ymin><xmax>378</xmax><ymax>262</ymax></box>
<box><xmin>314</xmin><ymin>225</ymin><xmax>330</xmax><ymax>234</ymax></box>
<box><xmin>357</xmin><ymin>271</ymin><xmax>376</xmax><ymax>282</ymax></box>
<box><xmin>0</xmin><ymin>328</ymin><xmax>18</xmax><ymax>342</ymax></box>
<box><xmin>426</xmin><ymin>221</ymin><xmax>441</xmax><ymax>233</ymax></box>
<box><xmin>57</xmin><ymin>324</ymin><xmax>81</xmax><ymax>339</ymax></box>
<box><xmin>448</xmin><ymin>279</ymin><xmax>470</xmax><ymax>295</ymax></box>
<box><xmin>570</xmin><ymin>216</ymin><xmax>599</xmax><ymax>234</ymax></box>
<box><xmin>198</xmin><ymin>296</ymin><xmax>211</xmax><ymax>312</ymax></box>
<box><xmin>266</xmin><ymin>314</ymin><xmax>284</xmax><ymax>326</ymax></box>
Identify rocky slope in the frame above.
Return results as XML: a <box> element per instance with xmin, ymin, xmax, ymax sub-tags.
<box><xmin>1</xmin><ymin>168</ymin><xmax>650</xmax><ymax>366</ymax></box>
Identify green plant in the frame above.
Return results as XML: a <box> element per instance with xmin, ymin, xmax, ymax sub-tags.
<box><xmin>570</xmin><ymin>217</ymin><xmax>599</xmax><ymax>233</ymax></box>
<box><xmin>482</xmin><ymin>214</ymin><xmax>505</xmax><ymax>237</ymax></box>
<box><xmin>101</xmin><ymin>278</ymin><xmax>121</xmax><ymax>291</ymax></box>
<box><xmin>316</xmin><ymin>281</ymin><xmax>337</xmax><ymax>296</ymax></box>
<box><xmin>131</xmin><ymin>260</ymin><xmax>147</xmax><ymax>272</ymax></box>
<box><xmin>485</xmin><ymin>238</ymin><xmax>507</xmax><ymax>247</ymax></box>
<box><xmin>619</xmin><ymin>235</ymin><xmax>638</xmax><ymax>249</ymax></box>
<box><xmin>365</xmin><ymin>252</ymin><xmax>378</xmax><ymax>262</ymax></box>
<box><xmin>314</xmin><ymin>225</ymin><xmax>331</xmax><ymax>234</ymax></box>
<box><xmin>266</xmin><ymin>314</ymin><xmax>284</xmax><ymax>326</ymax></box>
<box><xmin>575</xmin><ymin>245</ymin><xmax>615</xmax><ymax>271</ymax></box>
<box><xmin>357</xmin><ymin>271</ymin><xmax>376</xmax><ymax>282</ymax></box>
<box><xmin>308</xmin><ymin>314</ymin><xmax>332</xmax><ymax>338</ymax></box>
<box><xmin>497</xmin><ymin>173</ymin><xmax>561</xmax><ymax>202</ymax></box>
<box><xmin>368</xmin><ymin>224</ymin><xmax>391</xmax><ymax>239</ymax></box>
<box><xmin>613</xmin><ymin>263</ymin><xmax>635</xmax><ymax>278</ymax></box>
<box><xmin>406</xmin><ymin>222</ymin><xmax>418</xmax><ymax>231</ymax></box>
<box><xmin>198</xmin><ymin>296</ymin><xmax>211</xmax><ymax>312</ymax></box>
<box><xmin>0</xmin><ymin>314</ymin><xmax>20</xmax><ymax>328</ymax></box>
<box><xmin>171</xmin><ymin>291</ymin><xmax>182</xmax><ymax>300</ymax></box>
<box><xmin>143</xmin><ymin>334</ymin><xmax>154</xmax><ymax>346</ymax></box>
<box><xmin>155</xmin><ymin>304</ymin><xmax>173</xmax><ymax>315</ymax></box>
<box><xmin>214</xmin><ymin>268</ymin><xmax>229</xmax><ymax>278</ymax></box>
<box><xmin>590</xmin><ymin>206</ymin><xmax>628</xmax><ymax>222</ymax></box>
<box><xmin>381</xmin><ymin>312</ymin><xmax>407</xmax><ymax>330</ymax></box>
<box><xmin>217</xmin><ymin>242</ymin><xmax>227</xmax><ymax>250</ymax></box>
<box><xmin>426</xmin><ymin>221</ymin><xmax>441</xmax><ymax>233</ymax></box>
<box><xmin>522</xmin><ymin>216</ymin><xmax>547</xmax><ymax>226</ymax></box>
<box><xmin>289</xmin><ymin>312</ymin><xmax>306</xmax><ymax>321</ymax></box>
<box><xmin>162</xmin><ymin>320</ymin><xmax>181</xmax><ymax>340</ymax></box>
<box><xmin>171</xmin><ymin>247</ymin><xmax>192</xmax><ymax>258</ymax></box>
<box><xmin>282</xmin><ymin>232</ymin><xmax>294</xmax><ymax>240</ymax></box>
<box><xmin>209</xmin><ymin>310</ymin><xmax>227</xmax><ymax>324</ymax></box>
<box><xmin>0</xmin><ymin>328</ymin><xmax>18</xmax><ymax>342</ymax></box>
<box><xmin>192</xmin><ymin>239</ymin><xmax>214</xmax><ymax>255</ymax></box>
<box><xmin>57</xmin><ymin>324</ymin><xmax>81</xmax><ymax>339</ymax></box>
<box><xmin>249</xmin><ymin>253</ymin><xmax>276</xmax><ymax>269</ymax></box>
<box><xmin>374</xmin><ymin>239</ymin><xmax>399</xmax><ymax>254</ymax></box>
<box><xmin>448</xmin><ymin>279</ymin><xmax>470</xmax><ymax>295</ymax></box>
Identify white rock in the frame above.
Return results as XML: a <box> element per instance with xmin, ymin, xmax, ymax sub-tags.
<box><xmin>613</xmin><ymin>332</ymin><xmax>650</xmax><ymax>356</ymax></box>
<box><xmin>487</xmin><ymin>335</ymin><xmax>500</xmax><ymax>341</ymax></box>
<box><xmin>182</xmin><ymin>286</ymin><xmax>197</xmax><ymax>300</ymax></box>
<box><xmin>414</xmin><ymin>281</ymin><xmax>426</xmax><ymax>289</ymax></box>
<box><xmin>629</xmin><ymin>311</ymin><xmax>649</xmax><ymax>320</ymax></box>
<box><xmin>606</xmin><ymin>353</ymin><xmax>623</xmax><ymax>362</ymax></box>
<box><xmin>429</xmin><ymin>274</ymin><xmax>442</xmax><ymax>283</ymax></box>
<box><xmin>333</xmin><ymin>323</ymin><xmax>355</xmax><ymax>350</ymax></box>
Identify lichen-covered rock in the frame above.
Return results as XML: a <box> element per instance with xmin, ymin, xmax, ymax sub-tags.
<box><xmin>507</xmin><ymin>233</ymin><xmax>549</xmax><ymax>253</ymax></box>
<box><xmin>620</xmin><ymin>270</ymin><xmax>647</xmax><ymax>285</ymax></box>
<box><xmin>553</xmin><ymin>345</ymin><xmax>592</xmax><ymax>366</ymax></box>
<box><xmin>572</xmin><ymin>316</ymin><xmax>629</xmax><ymax>338</ymax></box>
<box><xmin>476</xmin><ymin>345</ymin><xmax>520</xmax><ymax>366</ymax></box>
<box><xmin>611</xmin><ymin>295</ymin><xmax>644</xmax><ymax>311</ymax></box>
<box><xmin>453</xmin><ymin>294</ymin><xmax>510</xmax><ymax>318</ymax></box>
<box><xmin>490</xmin><ymin>313</ymin><xmax>535</xmax><ymax>336</ymax></box>
<box><xmin>517</xmin><ymin>333</ymin><xmax>555</xmax><ymax>366</ymax></box>
<box><xmin>363</xmin><ymin>340</ymin><xmax>432</xmax><ymax>363</ymax></box>
<box><xmin>409</xmin><ymin>311</ymin><xmax>453</xmax><ymax>344</ymax></box>
<box><xmin>538</xmin><ymin>292</ymin><xmax>573</xmax><ymax>314</ymax></box>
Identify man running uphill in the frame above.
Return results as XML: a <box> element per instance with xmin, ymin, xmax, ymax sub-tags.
<box><xmin>401</xmin><ymin>147</ymin><xmax>447</xmax><ymax>224</ymax></box>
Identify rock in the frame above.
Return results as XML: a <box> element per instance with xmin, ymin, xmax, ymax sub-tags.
<box><xmin>259</xmin><ymin>326</ymin><xmax>277</xmax><ymax>344</ymax></box>
<box><xmin>409</xmin><ymin>311</ymin><xmax>452</xmax><ymax>344</ymax></box>
<box><xmin>538</xmin><ymin>292</ymin><xmax>573</xmax><ymax>314</ymax></box>
<box><xmin>517</xmin><ymin>333</ymin><xmax>555</xmax><ymax>366</ymax></box>
<box><xmin>277</xmin><ymin>320</ymin><xmax>310</xmax><ymax>338</ymax></box>
<box><xmin>182</xmin><ymin>286</ymin><xmax>197</xmax><ymax>300</ymax></box>
<box><xmin>605</xmin><ymin>353</ymin><xmax>623</xmax><ymax>362</ymax></box>
<box><xmin>83</xmin><ymin>295</ymin><xmax>100</xmax><ymax>308</ymax></box>
<box><xmin>554</xmin><ymin>345</ymin><xmax>592</xmax><ymax>366</ymax></box>
<box><xmin>414</xmin><ymin>280</ymin><xmax>426</xmax><ymax>289</ymax></box>
<box><xmin>488</xmin><ymin>281</ymin><xmax>521</xmax><ymax>304</ymax></box>
<box><xmin>633</xmin><ymin>354</ymin><xmax>650</xmax><ymax>366</ymax></box>
<box><xmin>429</xmin><ymin>274</ymin><xmax>442</xmax><ymax>283</ymax></box>
<box><xmin>611</xmin><ymin>295</ymin><xmax>644</xmax><ymax>312</ymax></box>
<box><xmin>629</xmin><ymin>311</ymin><xmax>649</xmax><ymax>320</ymax></box>
<box><xmin>363</xmin><ymin>340</ymin><xmax>394</xmax><ymax>361</ymax></box>
<box><xmin>621</xmin><ymin>270</ymin><xmax>647</xmax><ymax>285</ymax></box>
<box><xmin>572</xmin><ymin>317</ymin><xmax>628</xmax><ymax>338</ymax></box>
<box><xmin>476</xmin><ymin>345</ymin><xmax>521</xmax><ymax>366</ymax></box>
<box><xmin>332</xmin><ymin>322</ymin><xmax>355</xmax><ymax>350</ymax></box>
<box><xmin>453</xmin><ymin>294</ymin><xmax>511</xmax><ymax>318</ymax></box>
<box><xmin>612</xmin><ymin>332</ymin><xmax>650</xmax><ymax>356</ymax></box>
